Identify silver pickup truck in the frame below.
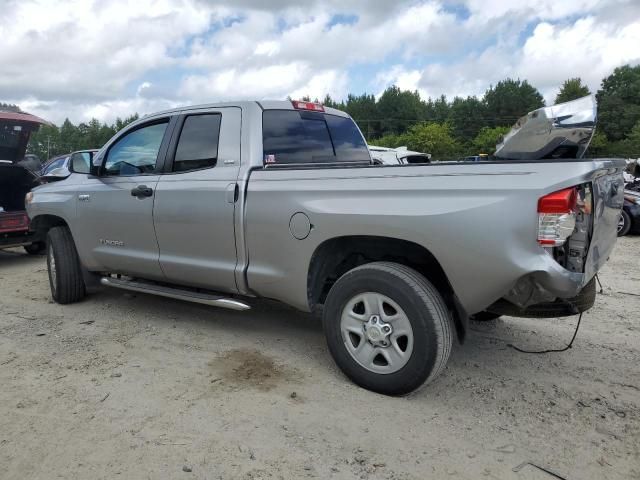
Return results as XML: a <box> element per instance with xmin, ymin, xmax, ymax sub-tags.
<box><xmin>26</xmin><ymin>98</ymin><xmax>625</xmax><ymax>395</ymax></box>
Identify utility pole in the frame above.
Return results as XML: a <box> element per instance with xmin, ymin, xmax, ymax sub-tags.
<box><xmin>47</xmin><ymin>136</ymin><xmax>51</xmax><ymax>159</ymax></box>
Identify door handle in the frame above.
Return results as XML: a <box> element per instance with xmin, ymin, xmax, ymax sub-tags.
<box><xmin>131</xmin><ymin>185</ymin><xmax>153</xmax><ymax>198</ymax></box>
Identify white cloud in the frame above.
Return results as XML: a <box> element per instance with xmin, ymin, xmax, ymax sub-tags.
<box><xmin>1</xmin><ymin>0</ymin><xmax>638</xmax><ymax>124</ymax></box>
<box><xmin>0</xmin><ymin>0</ymin><xmax>219</xmax><ymax>100</ymax></box>
<box><xmin>517</xmin><ymin>17</ymin><xmax>640</xmax><ymax>101</ymax></box>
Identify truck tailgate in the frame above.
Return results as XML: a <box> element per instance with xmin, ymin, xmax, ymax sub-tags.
<box><xmin>585</xmin><ymin>166</ymin><xmax>625</xmax><ymax>280</ymax></box>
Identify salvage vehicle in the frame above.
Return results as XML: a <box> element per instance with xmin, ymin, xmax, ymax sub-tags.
<box><xmin>1</xmin><ymin>110</ymin><xmax>48</xmax><ymax>254</ymax></box>
<box><xmin>26</xmin><ymin>97</ymin><xmax>625</xmax><ymax>395</ymax></box>
<box><xmin>618</xmin><ymin>189</ymin><xmax>640</xmax><ymax>237</ymax></box>
<box><xmin>462</xmin><ymin>154</ymin><xmax>490</xmax><ymax>162</ymax></box>
<box><xmin>368</xmin><ymin>145</ymin><xmax>431</xmax><ymax>165</ymax></box>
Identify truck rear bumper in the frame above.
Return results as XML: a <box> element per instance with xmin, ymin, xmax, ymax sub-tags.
<box><xmin>487</xmin><ymin>277</ymin><xmax>596</xmax><ymax>318</ymax></box>
<box><xmin>505</xmin><ymin>256</ymin><xmax>587</xmax><ymax>307</ymax></box>
<box><xmin>0</xmin><ymin>230</ymin><xmax>43</xmax><ymax>250</ymax></box>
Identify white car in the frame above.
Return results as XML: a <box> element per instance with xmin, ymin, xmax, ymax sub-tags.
<box><xmin>368</xmin><ymin>145</ymin><xmax>431</xmax><ymax>165</ymax></box>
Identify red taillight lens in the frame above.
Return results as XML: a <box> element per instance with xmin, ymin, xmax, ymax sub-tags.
<box><xmin>291</xmin><ymin>100</ymin><xmax>325</xmax><ymax>112</ymax></box>
<box><xmin>0</xmin><ymin>212</ymin><xmax>30</xmax><ymax>233</ymax></box>
<box><xmin>538</xmin><ymin>187</ymin><xmax>577</xmax><ymax>213</ymax></box>
<box><xmin>537</xmin><ymin>187</ymin><xmax>578</xmax><ymax>247</ymax></box>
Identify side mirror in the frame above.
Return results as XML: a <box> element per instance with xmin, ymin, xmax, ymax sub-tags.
<box><xmin>69</xmin><ymin>152</ymin><xmax>96</xmax><ymax>175</ymax></box>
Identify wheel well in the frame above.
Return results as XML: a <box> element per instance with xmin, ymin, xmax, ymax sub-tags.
<box><xmin>307</xmin><ymin>236</ymin><xmax>468</xmax><ymax>342</ymax></box>
<box><xmin>30</xmin><ymin>215</ymin><xmax>68</xmax><ymax>236</ymax></box>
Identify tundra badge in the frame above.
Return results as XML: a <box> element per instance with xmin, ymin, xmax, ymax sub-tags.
<box><xmin>99</xmin><ymin>239</ymin><xmax>124</xmax><ymax>247</ymax></box>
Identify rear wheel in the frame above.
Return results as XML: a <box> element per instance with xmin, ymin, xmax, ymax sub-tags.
<box><xmin>47</xmin><ymin>226</ymin><xmax>86</xmax><ymax>304</ymax></box>
<box><xmin>323</xmin><ymin>262</ymin><xmax>452</xmax><ymax>396</ymax></box>
<box><xmin>618</xmin><ymin>210</ymin><xmax>631</xmax><ymax>237</ymax></box>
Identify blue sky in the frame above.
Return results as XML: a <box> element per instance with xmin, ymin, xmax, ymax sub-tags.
<box><xmin>1</xmin><ymin>0</ymin><xmax>639</xmax><ymax>124</ymax></box>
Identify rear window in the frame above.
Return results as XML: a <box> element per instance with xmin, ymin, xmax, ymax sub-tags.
<box><xmin>262</xmin><ymin>110</ymin><xmax>370</xmax><ymax>166</ymax></box>
<box><xmin>173</xmin><ymin>113</ymin><xmax>221</xmax><ymax>172</ymax></box>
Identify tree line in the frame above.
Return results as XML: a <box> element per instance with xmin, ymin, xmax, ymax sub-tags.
<box><xmin>23</xmin><ymin>115</ymin><xmax>140</xmax><ymax>161</ymax></box>
<box><xmin>3</xmin><ymin>64</ymin><xmax>639</xmax><ymax>161</ymax></box>
<box><xmin>320</xmin><ymin>65</ymin><xmax>639</xmax><ymax>159</ymax></box>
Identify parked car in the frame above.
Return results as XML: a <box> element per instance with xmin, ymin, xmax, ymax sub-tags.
<box><xmin>40</xmin><ymin>150</ymin><xmax>98</xmax><ymax>182</ymax></box>
<box><xmin>368</xmin><ymin>145</ymin><xmax>431</xmax><ymax>165</ymax></box>
<box><xmin>26</xmin><ymin>99</ymin><xmax>625</xmax><ymax>395</ymax></box>
<box><xmin>40</xmin><ymin>154</ymin><xmax>70</xmax><ymax>176</ymax></box>
<box><xmin>462</xmin><ymin>154</ymin><xmax>489</xmax><ymax>162</ymax></box>
<box><xmin>0</xmin><ymin>110</ymin><xmax>48</xmax><ymax>254</ymax></box>
<box><xmin>618</xmin><ymin>189</ymin><xmax>640</xmax><ymax>236</ymax></box>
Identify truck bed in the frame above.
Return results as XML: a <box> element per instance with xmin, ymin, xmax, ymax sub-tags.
<box><xmin>243</xmin><ymin>158</ymin><xmax>625</xmax><ymax>315</ymax></box>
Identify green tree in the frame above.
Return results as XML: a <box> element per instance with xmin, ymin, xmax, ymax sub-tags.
<box><xmin>555</xmin><ymin>78</ymin><xmax>591</xmax><ymax>104</ymax></box>
<box><xmin>448</xmin><ymin>96</ymin><xmax>486</xmax><ymax>140</ymax></box>
<box><xmin>26</xmin><ymin>123</ymin><xmax>60</xmax><ymax>160</ymax></box>
<box><xmin>322</xmin><ymin>94</ymin><xmax>342</xmax><ymax>109</ymax></box>
<box><xmin>0</xmin><ymin>102</ymin><xmax>22</xmax><ymax>113</ymax></box>
<box><xmin>373</xmin><ymin>133</ymin><xmax>411</xmax><ymax>149</ymax></box>
<box><xmin>113</xmin><ymin>114</ymin><xmax>139</xmax><ymax>133</ymax></box>
<box><xmin>376</xmin><ymin>86</ymin><xmax>426</xmax><ymax>136</ymax></box>
<box><xmin>424</xmin><ymin>95</ymin><xmax>450</xmax><ymax>124</ymax></box>
<box><xmin>472</xmin><ymin>126</ymin><xmax>511</xmax><ymax>154</ymax></box>
<box><xmin>343</xmin><ymin>93</ymin><xmax>379</xmax><ymax>139</ymax></box>
<box><xmin>587</xmin><ymin>131</ymin><xmax>609</xmax><ymax>156</ymax></box>
<box><xmin>26</xmin><ymin>115</ymin><xmax>139</xmax><ymax>160</ymax></box>
<box><xmin>483</xmin><ymin>78</ymin><xmax>545</xmax><ymax>127</ymax></box>
<box><xmin>596</xmin><ymin>64</ymin><xmax>640</xmax><ymax>141</ymax></box>
<box><xmin>404</xmin><ymin>122</ymin><xmax>460</xmax><ymax>159</ymax></box>
<box><xmin>608</xmin><ymin>120</ymin><xmax>640</xmax><ymax>156</ymax></box>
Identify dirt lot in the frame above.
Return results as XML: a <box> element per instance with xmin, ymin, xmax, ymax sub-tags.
<box><xmin>0</xmin><ymin>238</ymin><xmax>638</xmax><ymax>480</ymax></box>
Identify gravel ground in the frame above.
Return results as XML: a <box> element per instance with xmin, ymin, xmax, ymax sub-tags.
<box><xmin>0</xmin><ymin>237</ymin><xmax>638</xmax><ymax>480</ymax></box>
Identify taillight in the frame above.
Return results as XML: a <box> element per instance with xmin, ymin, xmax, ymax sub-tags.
<box><xmin>0</xmin><ymin>212</ymin><xmax>30</xmax><ymax>233</ymax></box>
<box><xmin>291</xmin><ymin>100</ymin><xmax>325</xmax><ymax>112</ymax></box>
<box><xmin>537</xmin><ymin>187</ymin><xmax>578</xmax><ymax>246</ymax></box>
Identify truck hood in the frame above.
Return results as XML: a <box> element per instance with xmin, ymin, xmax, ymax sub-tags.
<box><xmin>494</xmin><ymin>95</ymin><xmax>596</xmax><ymax>160</ymax></box>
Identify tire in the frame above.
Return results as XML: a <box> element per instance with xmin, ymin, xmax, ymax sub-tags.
<box><xmin>323</xmin><ymin>261</ymin><xmax>452</xmax><ymax>396</ymax></box>
<box><xmin>47</xmin><ymin>226</ymin><xmax>86</xmax><ymax>304</ymax></box>
<box><xmin>24</xmin><ymin>241</ymin><xmax>46</xmax><ymax>255</ymax></box>
<box><xmin>618</xmin><ymin>210</ymin><xmax>631</xmax><ymax>237</ymax></box>
<box><xmin>470</xmin><ymin>311</ymin><xmax>501</xmax><ymax>322</ymax></box>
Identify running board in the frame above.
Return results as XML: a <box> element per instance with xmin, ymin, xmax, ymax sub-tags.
<box><xmin>100</xmin><ymin>277</ymin><xmax>251</xmax><ymax>311</ymax></box>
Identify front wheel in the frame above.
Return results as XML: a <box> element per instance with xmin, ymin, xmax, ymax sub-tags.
<box><xmin>323</xmin><ymin>262</ymin><xmax>452</xmax><ymax>396</ymax></box>
<box><xmin>47</xmin><ymin>226</ymin><xmax>86</xmax><ymax>304</ymax></box>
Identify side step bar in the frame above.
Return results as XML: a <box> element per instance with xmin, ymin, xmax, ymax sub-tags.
<box><xmin>100</xmin><ymin>277</ymin><xmax>251</xmax><ymax>311</ymax></box>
